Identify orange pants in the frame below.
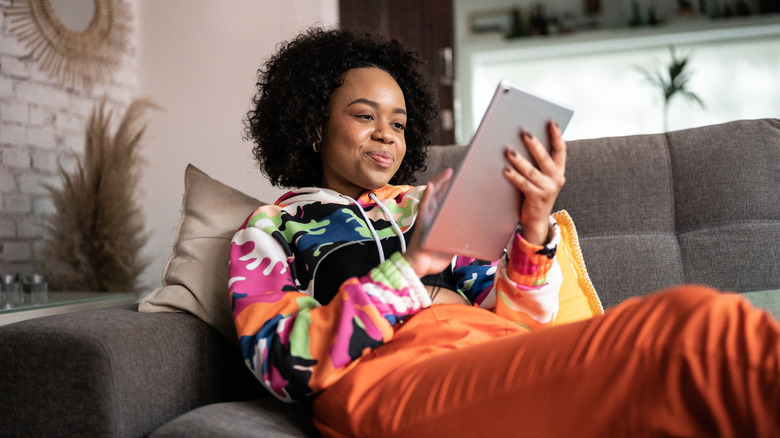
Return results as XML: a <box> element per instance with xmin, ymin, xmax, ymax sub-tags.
<box><xmin>313</xmin><ymin>286</ymin><xmax>780</xmax><ymax>437</ymax></box>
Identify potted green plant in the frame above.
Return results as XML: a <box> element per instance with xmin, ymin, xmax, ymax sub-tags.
<box><xmin>636</xmin><ymin>45</ymin><xmax>705</xmax><ymax>132</ymax></box>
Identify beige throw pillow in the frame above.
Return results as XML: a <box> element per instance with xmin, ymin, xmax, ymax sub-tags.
<box><xmin>139</xmin><ymin>164</ymin><xmax>263</xmax><ymax>345</ymax></box>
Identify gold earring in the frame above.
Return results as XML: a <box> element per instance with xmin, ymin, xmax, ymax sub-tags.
<box><xmin>312</xmin><ymin>141</ymin><xmax>320</xmax><ymax>153</ymax></box>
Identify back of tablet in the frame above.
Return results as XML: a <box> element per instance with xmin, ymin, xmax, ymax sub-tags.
<box><xmin>421</xmin><ymin>80</ymin><xmax>573</xmax><ymax>261</ymax></box>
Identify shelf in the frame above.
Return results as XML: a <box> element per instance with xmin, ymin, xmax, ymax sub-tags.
<box><xmin>468</xmin><ymin>15</ymin><xmax>780</xmax><ymax>63</ymax></box>
<box><xmin>0</xmin><ymin>291</ymin><xmax>138</xmax><ymax>326</ymax></box>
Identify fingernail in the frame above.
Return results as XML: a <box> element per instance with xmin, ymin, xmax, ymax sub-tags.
<box><xmin>503</xmin><ymin>164</ymin><xmax>513</xmax><ymax>173</ymax></box>
<box><xmin>508</xmin><ymin>148</ymin><xmax>517</xmax><ymax>157</ymax></box>
<box><xmin>521</xmin><ymin>130</ymin><xmax>532</xmax><ymax>139</ymax></box>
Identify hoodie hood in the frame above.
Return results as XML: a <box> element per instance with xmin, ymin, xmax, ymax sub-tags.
<box><xmin>275</xmin><ymin>184</ymin><xmax>419</xmax><ymax>208</ymax></box>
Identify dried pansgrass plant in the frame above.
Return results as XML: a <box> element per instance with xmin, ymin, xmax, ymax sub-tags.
<box><xmin>43</xmin><ymin>98</ymin><xmax>156</xmax><ymax>293</ymax></box>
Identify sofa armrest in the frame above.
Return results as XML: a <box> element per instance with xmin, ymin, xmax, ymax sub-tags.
<box><xmin>0</xmin><ymin>304</ymin><xmax>263</xmax><ymax>438</ymax></box>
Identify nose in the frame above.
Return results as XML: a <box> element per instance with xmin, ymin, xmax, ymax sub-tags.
<box><xmin>371</xmin><ymin>124</ymin><xmax>393</xmax><ymax>144</ymax></box>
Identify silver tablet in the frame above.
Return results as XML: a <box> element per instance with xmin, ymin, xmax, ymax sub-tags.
<box><xmin>420</xmin><ymin>80</ymin><xmax>574</xmax><ymax>261</ymax></box>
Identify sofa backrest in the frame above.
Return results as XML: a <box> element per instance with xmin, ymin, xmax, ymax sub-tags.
<box><xmin>416</xmin><ymin>119</ymin><xmax>780</xmax><ymax>308</ymax></box>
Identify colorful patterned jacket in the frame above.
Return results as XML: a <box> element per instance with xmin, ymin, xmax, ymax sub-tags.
<box><xmin>229</xmin><ymin>184</ymin><xmax>562</xmax><ymax>402</ymax></box>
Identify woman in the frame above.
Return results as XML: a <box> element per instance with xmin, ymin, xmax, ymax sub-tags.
<box><xmin>231</xmin><ymin>28</ymin><xmax>780</xmax><ymax>437</ymax></box>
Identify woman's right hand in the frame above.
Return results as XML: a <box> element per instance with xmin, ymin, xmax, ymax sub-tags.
<box><xmin>503</xmin><ymin>121</ymin><xmax>567</xmax><ymax>245</ymax></box>
<box><xmin>403</xmin><ymin>168</ymin><xmax>456</xmax><ymax>278</ymax></box>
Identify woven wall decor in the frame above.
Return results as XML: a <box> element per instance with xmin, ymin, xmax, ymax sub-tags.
<box><xmin>6</xmin><ymin>0</ymin><xmax>131</xmax><ymax>89</ymax></box>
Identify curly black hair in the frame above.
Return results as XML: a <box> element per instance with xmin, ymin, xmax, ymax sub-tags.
<box><xmin>245</xmin><ymin>27</ymin><xmax>437</xmax><ymax>188</ymax></box>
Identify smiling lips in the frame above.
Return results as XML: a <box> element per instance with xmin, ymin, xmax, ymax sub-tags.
<box><xmin>366</xmin><ymin>150</ymin><xmax>394</xmax><ymax>168</ymax></box>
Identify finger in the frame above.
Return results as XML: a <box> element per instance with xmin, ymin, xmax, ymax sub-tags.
<box><xmin>429</xmin><ymin>167</ymin><xmax>453</xmax><ymax>189</ymax></box>
<box><xmin>419</xmin><ymin>181</ymin><xmax>437</xmax><ymax>228</ymax></box>
<box><xmin>503</xmin><ymin>160</ymin><xmax>543</xmax><ymax>196</ymax></box>
<box><xmin>519</xmin><ymin>129</ymin><xmax>558</xmax><ymax>175</ymax></box>
<box><xmin>406</xmin><ymin>179</ymin><xmax>457</xmax><ymax>276</ymax></box>
<box><xmin>419</xmin><ymin>168</ymin><xmax>450</xmax><ymax>231</ymax></box>
<box><xmin>505</xmin><ymin>146</ymin><xmax>545</xmax><ymax>187</ymax></box>
<box><xmin>423</xmin><ymin>167</ymin><xmax>452</xmax><ymax>217</ymax></box>
<box><xmin>547</xmin><ymin>121</ymin><xmax>567</xmax><ymax>169</ymax></box>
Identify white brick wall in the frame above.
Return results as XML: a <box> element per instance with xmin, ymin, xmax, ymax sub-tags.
<box><xmin>0</xmin><ymin>1</ymin><xmax>140</xmax><ymax>276</ymax></box>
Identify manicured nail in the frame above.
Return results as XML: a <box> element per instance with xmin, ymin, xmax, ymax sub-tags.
<box><xmin>507</xmin><ymin>148</ymin><xmax>517</xmax><ymax>157</ymax></box>
<box><xmin>521</xmin><ymin>130</ymin><xmax>532</xmax><ymax>139</ymax></box>
<box><xmin>503</xmin><ymin>164</ymin><xmax>513</xmax><ymax>173</ymax></box>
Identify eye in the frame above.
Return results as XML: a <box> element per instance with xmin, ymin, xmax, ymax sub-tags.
<box><xmin>356</xmin><ymin>114</ymin><xmax>374</xmax><ymax>121</ymax></box>
<box><xmin>392</xmin><ymin>122</ymin><xmax>406</xmax><ymax>130</ymax></box>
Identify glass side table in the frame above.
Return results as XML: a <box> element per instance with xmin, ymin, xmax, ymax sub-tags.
<box><xmin>0</xmin><ymin>291</ymin><xmax>138</xmax><ymax>326</ymax></box>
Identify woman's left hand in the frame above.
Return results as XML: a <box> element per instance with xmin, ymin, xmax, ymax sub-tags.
<box><xmin>503</xmin><ymin>121</ymin><xmax>567</xmax><ymax>246</ymax></box>
<box><xmin>403</xmin><ymin>168</ymin><xmax>457</xmax><ymax>278</ymax></box>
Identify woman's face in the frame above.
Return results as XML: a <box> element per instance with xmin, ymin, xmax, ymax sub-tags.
<box><xmin>320</xmin><ymin>67</ymin><xmax>407</xmax><ymax>199</ymax></box>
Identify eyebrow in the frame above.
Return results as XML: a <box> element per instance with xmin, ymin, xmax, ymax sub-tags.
<box><xmin>348</xmin><ymin>98</ymin><xmax>407</xmax><ymax>115</ymax></box>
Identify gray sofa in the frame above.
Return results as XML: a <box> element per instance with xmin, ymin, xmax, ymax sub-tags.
<box><xmin>1</xmin><ymin>119</ymin><xmax>778</xmax><ymax>437</ymax></box>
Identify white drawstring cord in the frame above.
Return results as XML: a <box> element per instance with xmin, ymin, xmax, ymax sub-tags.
<box><xmin>369</xmin><ymin>192</ymin><xmax>407</xmax><ymax>254</ymax></box>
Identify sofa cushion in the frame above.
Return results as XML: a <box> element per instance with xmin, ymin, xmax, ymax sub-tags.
<box><xmin>139</xmin><ymin>164</ymin><xmax>263</xmax><ymax>344</ymax></box>
<box><xmin>556</xmin><ymin>133</ymin><xmax>677</xmax><ymax>235</ymax></box>
<box><xmin>667</xmin><ymin>119</ymin><xmax>780</xmax><ymax>293</ymax></box>
<box><xmin>668</xmin><ymin>120</ymin><xmax>779</xmax><ymax>231</ymax></box>
<box><xmin>151</xmin><ymin>398</ymin><xmax>316</xmax><ymax>438</ymax></box>
<box><xmin>554</xmin><ymin>132</ymin><xmax>683</xmax><ymax>307</ymax></box>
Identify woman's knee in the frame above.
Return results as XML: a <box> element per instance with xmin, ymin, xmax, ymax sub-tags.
<box><xmin>646</xmin><ymin>285</ymin><xmax>767</xmax><ymax>349</ymax></box>
<box><xmin>601</xmin><ymin>285</ymin><xmax>733</xmax><ymax>350</ymax></box>
<box><xmin>649</xmin><ymin>284</ymin><xmax>725</xmax><ymax>317</ymax></box>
